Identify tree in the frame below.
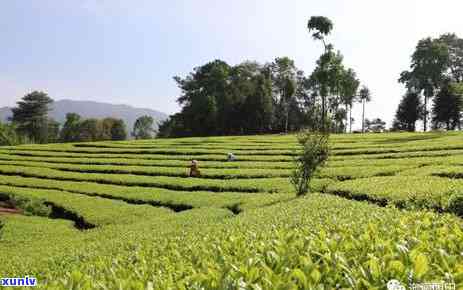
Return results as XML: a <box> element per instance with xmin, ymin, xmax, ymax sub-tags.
<box><xmin>307</xmin><ymin>17</ymin><xmax>349</xmax><ymax>133</ymax></box>
<box><xmin>174</xmin><ymin>59</ymin><xmax>230</xmax><ymax>136</ymax></box>
<box><xmin>364</xmin><ymin>118</ymin><xmax>386</xmax><ymax>132</ymax></box>
<box><xmin>432</xmin><ymin>82</ymin><xmax>463</xmax><ymax>130</ymax></box>
<box><xmin>307</xmin><ymin>16</ymin><xmax>333</xmax><ymax>51</ymax></box>
<box><xmin>79</xmin><ymin>118</ymin><xmax>102</xmax><ymax>142</ymax></box>
<box><xmin>160</xmin><ymin>53</ymin><xmax>357</xmax><ymax>137</ymax></box>
<box><xmin>243</xmin><ymin>73</ymin><xmax>274</xmax><ymax>133</ymax></box>
<box><xmin>157</xmin><ymin>113</ymin><xmax>189</xmax><ymax>138</ymax></box>
<box><xmin>295</xmin><ymin>70</ymin><xmax>320</xmax><ymax>131</ymax></box>
<box><xmin>392</xmin><ymin>91</ymin><xmax>423</xmax><ymax>132</ymax></box>
<box><xmin>358</xmin><ymin>86</ymin><xmax>371</xmax><ymax>133</ymax></box>
<box><xmin>399</xmin><ymin>37</ymin><xmax>449</xmax><ymax>131</ymax></box>
<box><xmin>47</xmin><ymin>118</ymin><xmax>60</xmax><ymax>143</ymax></box>
<box><xmin>270</xmin><ymin>57</ymin><xmax>297</xmax><ymax>133</ymax></box>
<box><xmin>227</xmin><ymin>61</ymin><xmax>266</xmax><ymax>134</ymax></box>
<box><xmin>340</xmin><ymin>68</ymin><xmax>360</xmax><ymax>132</ymax></box>
<box><xmin>60</xmin><ymin>113</ymin><xmax>82</xmax><ymax>142</ymax></box>
<box><xmin>438</xmin><ymin>33</ymin><xmax>463</xmax><ymax>82</ymax></box>
<box><xmin>110</xmin><ymin>119</ymin><xmax>127</xmax><ymax>140</ymax></box>
<box><xmin>132</xmin><ymin>116</ymin><xmax>156</xmax><ymax>139</ymax></box>
<box><xmin>291</xmin><ymin>130</ymin><xmax>329</xmax><ymax>196</ymax></box>
<box><xmin>310</xmin><ymin>49</ymin><xmax>345</xmax><ymax>132</ymax></box>
<box><xmin>0</xmin><ymin>122</ymin><xmax>22</xmax><ymax>146</ymax></box>
<box><xmin>11</xmin><ymin>91</ymin><xmax>53</xmax><ymax>143</ymax></box>
<box><xmin>307</xmin><ymin>16</ymin><xmax>335</xmax><ymax>132</ymax></box>
<box><xmin>333</xmin><ymin>108</ymin><xmax>347</xmax><ymax>133</ymax></box>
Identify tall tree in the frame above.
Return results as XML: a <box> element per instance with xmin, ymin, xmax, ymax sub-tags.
<box><xmin>270</xmin><ymin>57</ymin><xmax>297</xmax><ymax>133</ymax></box>
<box><xmin>438</xmin><ymin>33</ymin><xmax>463</xmax><ymax>82</ymax></box>
<box><xmin>307</xmin><ymin>16</ymin><xmax>333</xmax><ymax>52</ymax></box>
<box><xmin>11</xmin><ymin>91</ymin><xmax>53</xmax><ymax>143</ymax></box>
<box><xmin>79</xmin><ymin>118</ymin><xmax>102</xmax><ymax>142</ymax></box>
<box><xmin>47</xmin><ymin>118</ymin><xmax>60</xmax><ymax>143</ymax></box>
<box><xmin>132</xmin><ymin>115</ymin><xmax>156</xmax><ymax>139</ymax></box>
<box><xmin>392</xmin><ymin>91</ymin><xmax>423</xmax><ymax>132</ymax></box>
<box><xmin>0</xmin><ymin>122</ymin><xmax>22</xmax><ymax>146</ymax></box>
<box><xmin>399</xmin><ymin>37</ymin><xmax>449</xmax><ymax>131</ymax></box>
<box><xmin>174</xmin><ymin>60</ymin><xmax>230</xmax><ymax>136</ymax></box>
<box><xmin>243</xmin><ymin>73</ymin><xmax>274</xmax><ymax>133</ymax></box>
<box><xmin>358</xmin><ymin>86</ymin><xmax>371</xmax><ymax>133</ymax></box>
<box><xmin>307</xmin><ymin>16</ymin><xmax>334</xmax><ymax>132</ymax></box>
<box><xmin>333</xmin><ymin>107</ymin><xmax>347</xmax><ymax>133</ymax></box>
<box><xmin>340</xmin><ymin>68</ymin><xmax>360</xmax><ymax>132</ymax></box>
<box><xmin>309</xmin><ymin>50</ymin><xmax>339</xmax><ymax>131</ymax></box>
<box><xmin>110</xmin><ymin>119</ymin><xmax>127</xmax><ymax>140</ymax></box>
<box><xmin>227</xmin><ymin>61</ymin><xmax>263</xmax><ymax>133</ymax></box>
<box><xmin>295</xmin><ymin>70</ymin><xmax>320</xmax><ymax>131</ymax></box>
<box><xmin>101</xmin><ymin>118</ymin><xmax>117</xmax><ymax>140</ymax></box>
<box><xmin>432</xmin><ymin>82</ymin><xmax>463</xmax><ymax>130</ymax></box>
<box><xmin>60</xmin><ymin>113</ymin><xmax>82</xmax><ymax>142</ymax></box>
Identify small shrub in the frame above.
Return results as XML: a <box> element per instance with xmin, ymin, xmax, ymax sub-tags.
<box><xmin>447</xmin><ymin>192</ymin><xmax>463</xmax><ymax>216</ymax></box>
<box><xmin>291</xmin><ymin>130</ymin><xmax>329</xmax><ymax>196</ymax></box>
<box><xmin>11</xmin><ymin>196</ymin><xmax>51</xmax><ymax>216</ymax></box>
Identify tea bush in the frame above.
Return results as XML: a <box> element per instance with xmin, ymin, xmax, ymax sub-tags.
<box><xmin>2</xmin><ymin>132</ymin><xmax>463</xmax><ymax>288</ymax></box>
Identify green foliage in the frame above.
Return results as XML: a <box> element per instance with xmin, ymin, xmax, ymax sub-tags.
<box><xmin>160</xmin><ymin>41</ymin><xmax>364</xmax><ymax>137</ymax></box>
<box><xmin>60</xmin><ymin>115</ymin><xmax>127</xmax><ymax>142</ymax></box>
<box><xmin>307</xmin><ymin>16</ymin><xmax>333</xmax><ymax>43</ymax></box>
<box><xmin>365</xmin><ymin>118</ymin><xmax>386</xmax><ymax>132</ymax></box>
<box><xmin>340</xmin><ymin>68</ymin><xmax>360</xmax><ymax>132</ymax></box>
<box><xmin>2</xmin><ymin>195</ymin><xmax>463</xmax><ymax>288</ymax></box>
<box><xmin>432</xmin><ymin>82</ymin><xmax>463</xmax><ymax>130</ymax></box>
<box><xmin>399</xmin><ymin>33</ymin><xmax>463</xmax><ymax>132</ymax></box>
<box><xmin>60</xmin><ymin>113</ymin><xmax>82</xmax><ymax>142</ymax></box>
<box><xmin>2</xmin><ymin>132</ymin><xmax>463</xmax><ymax>288</ymax></box>
<box><xmin>358</xmin><ymin>86</ymin><xmax>372</xmax><ymax>133</ymax></box>
<box><xmin>393</xmin><ymin>91</ymin><xmax>423</xmax><ymax>131</ymax></box>
<box><xmin>132</xmin><ymin>115</ymin><xmax>156</xmax><ymax>139</ymax></box>
<box><xmin>11</xmin><ymin>91</ymin><xmax>54</xmax><ymax>143</ymax></box>
<box><xmin>4</xmin><ymin>193</ymin><xmax>51</xmax><ymax>216</ymax></box>
<box><xmin>109</xmin><ymin>119</ymin><xmax>127</xmax><ymax>140</ymax></box>
<box><xmin>47</xmin><ymin>118</ymin><xmax>60</xmax><ymax>143</ymax></box>
<box><xmin>0</xmin><ymin>122</ymin><xmax>23</xmax><ymax>146</ymax></box>
<box><xmin>291</xmin><ymin>131</ymin><xmax>329</xmax><ymax>195</ymax></box>
<box><xmin>448</xmin><ymin>192</ymin><xmax>463</xmax><ymax>216</ymax></box>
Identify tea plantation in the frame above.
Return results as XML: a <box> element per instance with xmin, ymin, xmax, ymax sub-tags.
<box><xmin>1</xmin><ymin>132</ymin><xmax>463</xmax><ymax>289</ymax></box>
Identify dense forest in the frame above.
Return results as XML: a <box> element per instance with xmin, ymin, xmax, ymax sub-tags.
<box><xmin>394</xmin><ymin>33</ymin><xmax>463</xmax><ymax>131</ymax></box>
<box><xmin>158</xmin><ymin>17</ymin><xmax>372</xmax><ymax>137</ymax></box>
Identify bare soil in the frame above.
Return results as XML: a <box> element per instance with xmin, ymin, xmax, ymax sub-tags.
<box><xmin>0</xmin><ymin>201</ymin><xmax>21</xmax><ymax>215</ymax></box>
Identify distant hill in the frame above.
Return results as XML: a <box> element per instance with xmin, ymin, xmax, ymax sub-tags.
<box><xmin>0</xmin><ymin>99</ymin><xmax>168</xmax><ymax>132</ymax></box>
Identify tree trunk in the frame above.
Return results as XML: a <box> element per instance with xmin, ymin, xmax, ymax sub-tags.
<box><xmin>321</xmin><ymin>96</ymin><xmax>326</xmax><ymax>132</ymax></box>
<box><xmin>349</xmin><ymin>105</ymin><xmax>353</xmax><ymax>133</ymax></box>
<box><xmin>362</xmin><ymin>100</ymin><xmax>365</xmax><ymax>133</ymax></box>
<box><xmin>345</xmin><ymin>103</ymin><xmax>349</xmax><ymax>133</ymax></box>
<box><xmin>423</xmin><ymin>96</ymin><xmax>428</xmax><ymax>132</ymax></box>
<box><xmin>285</xmin><ymin>105</ymin><xmax>289</xmax><ymax>134</ymax></box>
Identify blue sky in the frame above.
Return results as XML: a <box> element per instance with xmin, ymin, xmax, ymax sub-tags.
<box><xmin>1</xmin><ymin>0</ymin><xmax>462</xmax><ymax>128</ymax></box>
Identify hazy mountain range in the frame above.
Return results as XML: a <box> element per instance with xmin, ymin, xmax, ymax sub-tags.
<box><xmin>0</xmin><ymin>99</ymin><xmax>169</xmax><ymax>132</ymax></box>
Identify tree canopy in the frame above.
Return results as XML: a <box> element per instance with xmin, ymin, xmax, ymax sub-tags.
<box><xmin>132</xmin><ymin>115</ymin><xmax>156</xmax><ymax>139</ymax></box>
<box><xmin>158</xmin><ymin>54</ymin><xmax>365</xmax><ymax>137</ymax></box>
<box><xmin>11</xmin><ymin>91</ymin><xmax>54</xmax><ymax>143</ymax></box>
<box><xmin>392</xmin><ymin>91</ymin><xmax>423</xmax><ymax>132</ymax></box>
<box><xmin>399</xmin><ymin>33</ymin><xmax>463</xmax><ymax>131</ymax></box>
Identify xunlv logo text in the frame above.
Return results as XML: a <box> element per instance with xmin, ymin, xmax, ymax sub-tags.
<box><xmin>0</xmin><ymin>276</ymin><xmax>37</xmax><ymax>287</ymax></box>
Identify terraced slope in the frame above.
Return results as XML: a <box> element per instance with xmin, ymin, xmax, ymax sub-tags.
<box><xmin>1</xmin><ymin>132</ymin><xmax>463</xmax><ymax>289</ymax></box>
